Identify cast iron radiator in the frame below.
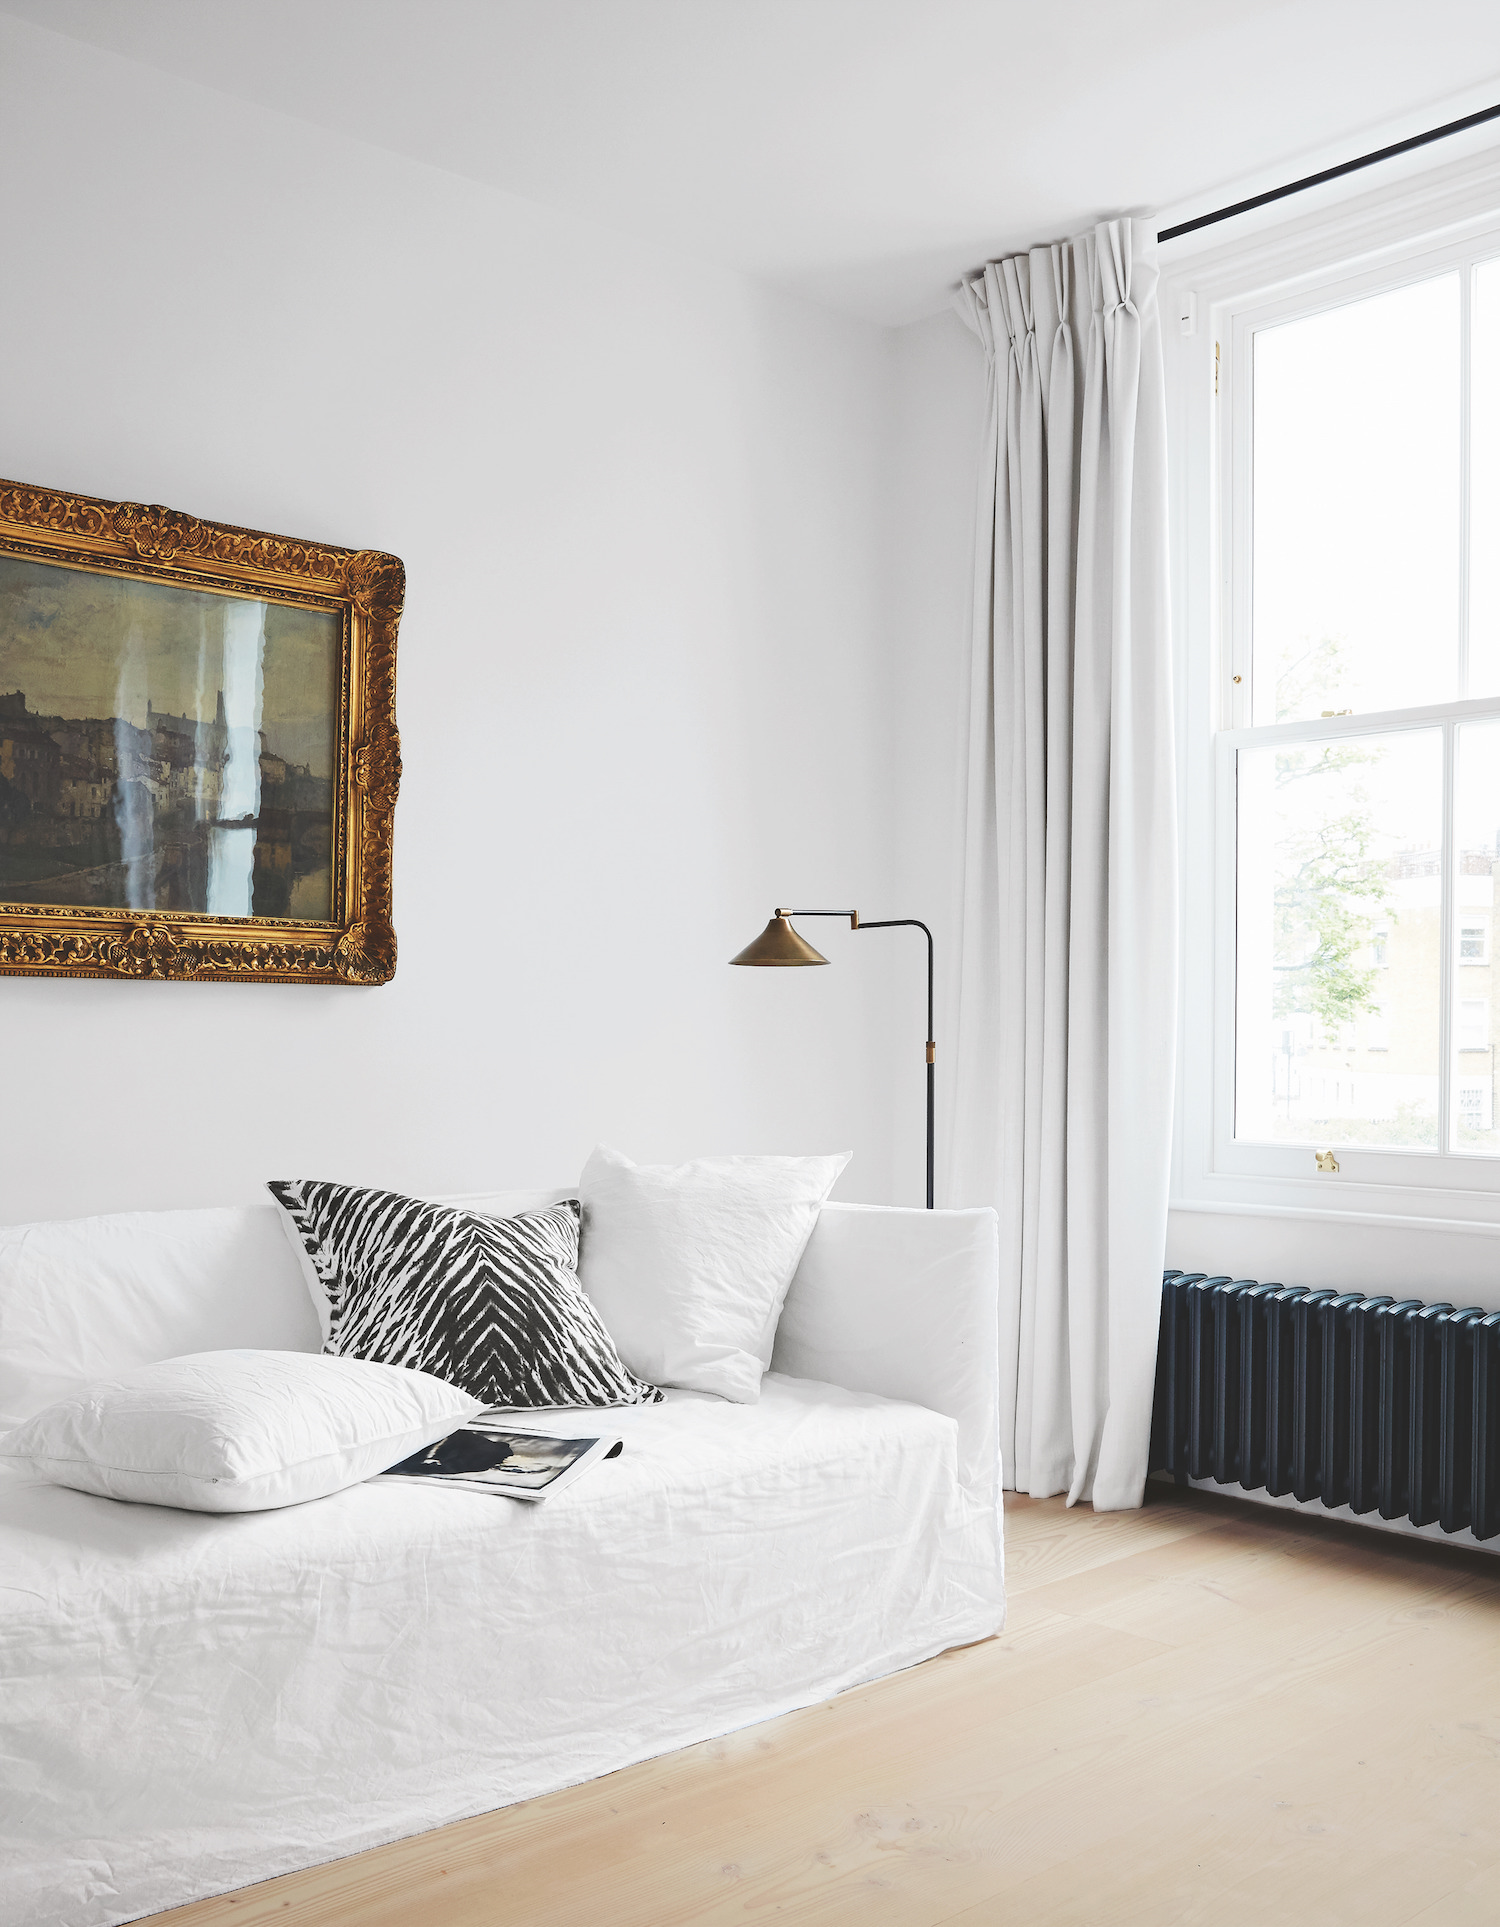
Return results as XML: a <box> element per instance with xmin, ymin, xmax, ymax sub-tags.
<box><xmin>1149</xmin><ymin>1272</ymin><xmax>1500</xmax><ymax>1539</ymax></box>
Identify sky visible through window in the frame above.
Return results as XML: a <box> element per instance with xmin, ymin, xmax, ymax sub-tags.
<box><xmin>1253</xmin><ymin>272</ymin><xmax>1459</xmax><ymax>724</ymax></box>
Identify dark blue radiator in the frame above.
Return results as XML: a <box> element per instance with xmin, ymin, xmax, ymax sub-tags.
<box><xmin>1151</xmin><ymin>1272</ymin><xmax>1500</xmax><ymax>1540</ymax></box>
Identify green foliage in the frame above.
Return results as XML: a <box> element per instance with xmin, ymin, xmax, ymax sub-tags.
<box><xmin>1270</xmin><ymin>640</ymin><xmax>1392</xmax><ymax>1040</ymax></box>
<box><xmin>1271</xmin><ymin>801</ymin><xmax>1392</xmax><ymax>1035</ymax></box>
<box><xmin>1275</xmin><ymin>635</ymin><xmax>1348</xmax><ymax>724</ymax></box>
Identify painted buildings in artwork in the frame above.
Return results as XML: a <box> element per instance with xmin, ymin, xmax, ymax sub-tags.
<box><xmin>0</xmin><ymin>690</ymin><xmax>332</xmax><ymax>917</ymax></box>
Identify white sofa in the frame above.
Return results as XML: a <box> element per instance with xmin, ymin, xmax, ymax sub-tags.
<box><xmin>0</xmin><ymin>1189</ymin><xmax>1004</xmax><ymax>1927</ymax></box>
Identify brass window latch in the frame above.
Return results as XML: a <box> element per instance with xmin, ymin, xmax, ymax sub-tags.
<box><xmin>1315</xmin><ymin>1149</ymin><xmax>1340</xmax><ymax>1174</ymax></box>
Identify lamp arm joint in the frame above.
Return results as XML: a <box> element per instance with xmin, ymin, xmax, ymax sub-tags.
<box><xmin>778</xmin><ymin>908</ymin><xmax>860</xmax><ymax>927</ymax></box>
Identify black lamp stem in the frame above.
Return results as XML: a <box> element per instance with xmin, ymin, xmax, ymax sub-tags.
<box><xmin>781</xmin><ymin>911</ymin><xmax>935</xmax><ymax>1209</ymax></box>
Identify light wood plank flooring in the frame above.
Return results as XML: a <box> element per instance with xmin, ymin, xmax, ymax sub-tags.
<box><xmin>156</xmin><ymin>1483</ymin><xmax>1500</xmax><ymax>1926</ymax></box>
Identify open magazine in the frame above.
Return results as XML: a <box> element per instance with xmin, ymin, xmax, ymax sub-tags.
<box><xmin>379</xmin><ymin>1421</ymin><xmax>624</xmax><ymax>1502</ymax></box>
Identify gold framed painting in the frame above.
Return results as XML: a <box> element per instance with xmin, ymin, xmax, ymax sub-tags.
<box><xmin>0</xmin><ymin>479</ymin><xmax>403</xmax><ymax>984</ymax></box>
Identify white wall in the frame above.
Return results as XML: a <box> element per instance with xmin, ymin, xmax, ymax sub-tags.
<box><xmin>886</xmin><ymin>308</ymin><xmax>987</xmax><ymax>1203</ymax></box>
<box><xmin>0</xmin><ymin>14</ymin><xmax>905</xmax><ymax>1224</ymax></box>
<box><xmin>1165</xmin><ymin>1206</ymin><xmax>1500</xmax><ymax>1306</ymax></box>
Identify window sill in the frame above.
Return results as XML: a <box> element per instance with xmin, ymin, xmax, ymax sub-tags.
<box><xmin>1170</xmin><ymin>1195</ymin><xmax>1500</xmax><ymax>1237</ymax></box>
<box><xmin>1173</xmin><ymin>1154</ymin><xmax>1500</xmax><ymax>1232</ymax></box>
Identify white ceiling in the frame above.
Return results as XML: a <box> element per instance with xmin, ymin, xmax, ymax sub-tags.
<box><xmin>8</xmin><ymin>0</ymin><xmax>1500</xmax><ymax>324</ymax></box>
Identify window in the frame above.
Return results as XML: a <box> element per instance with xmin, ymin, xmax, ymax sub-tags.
<box><xmin>1235</xmin><ymin>726</ymin><xmax>1441</xmax><ymax>1147</ymax></box>
<box><xmin>1170</xmin><ymin>171</ymin><xmax>1500</xmax><ymax>1217</ymax></box>
<box><xmin>1229</xmin><ymin>255</ymin><xmax>1500</xmax><ymax>1163</ymax></box>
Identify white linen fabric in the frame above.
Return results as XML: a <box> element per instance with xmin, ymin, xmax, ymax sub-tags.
<box><xmin>0</xmin><ymin>1351</ymin><xmax>480</xmax><ymax>1512</ymax></box>
<box><xmin>0</xmin><ymin>1189</ymin><xmax>570</xmax><ymax>1431</ymax></box>
<box><xmin>0</xmin><ymin>1206</ymin><xmax>323</xmax><ymax>1432</ymax></box>
<box><xmin>953</xmin><ymin>218</ymin><xmax>1176</xmax><ymax>1511</ymax></box>
<box><xmin>576</xmin><ymin>1144</ymin><xmax>850</xmax><ymax>1402</ymax></box>
<box><xmin>773</xmin><ymin>1201</ymin><xmax>1002</xmax><ymax>1510</ymax></box>
<box><xmin>0</xmin><ymin>1374</ymin><xmax>1003</xmax><ymax>1927</ymax></box>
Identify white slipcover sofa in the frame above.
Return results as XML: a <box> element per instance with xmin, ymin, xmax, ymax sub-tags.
<box><xmin>0</xmin><ymin>1189</ymin><xmax>1004</xmax><ymax>1927</ymax></box>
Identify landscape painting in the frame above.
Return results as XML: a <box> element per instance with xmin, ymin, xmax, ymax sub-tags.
<box><xmin>0</xmin><ymin>553</ymin><xmax>341</xmax><ymax>920</ymax></box>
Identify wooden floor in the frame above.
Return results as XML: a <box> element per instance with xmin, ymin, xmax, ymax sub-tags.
<box><xmin>157</xmin><ymin>1483</ymin><xmax>1500</xmax><ymax>1927</ymax></box>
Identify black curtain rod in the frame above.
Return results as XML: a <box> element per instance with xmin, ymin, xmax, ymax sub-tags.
<box><xmin>1158</xmin><ymin>100</ymin><xmax>1500</xmax><ymax>244</ymax></box>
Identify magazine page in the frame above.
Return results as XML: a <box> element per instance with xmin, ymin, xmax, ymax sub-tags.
<box><xmin>379</xmin><ymin>1425</ymin><xmax>623</xmax><ymax>1502</ymax></box>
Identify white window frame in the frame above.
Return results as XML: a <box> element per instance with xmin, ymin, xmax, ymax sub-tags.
<box><xmin>1166</xmin><ymin>144</ymin><xmax>1500</xmax><ymax>1231</ymax></box>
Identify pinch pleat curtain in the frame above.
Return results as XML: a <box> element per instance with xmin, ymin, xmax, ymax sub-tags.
<box><xmin>952</xmin><ymin>218</ymin><xmax>1176</xmax><ymax>1512</ymax></box>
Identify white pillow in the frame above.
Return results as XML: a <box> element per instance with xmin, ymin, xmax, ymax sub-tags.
<box><xmin>0</xmin><ymin>1350</ymin><xmax>481</xmax><ymax>1513</ymax></box>
<box><xmin>0</xmin><ymin>1205</ymin><xmax>320</xmax><ymax>1432</ymax></box>
<box><xmin>0</xmin><ymin>1191</ymin><xmax>570</xmax><ymax>1431</ymax></box>
<box><xmin>576</xmin><ymin>1144</ymin><xmax>850</xmax><ymax>1403</ymax></box>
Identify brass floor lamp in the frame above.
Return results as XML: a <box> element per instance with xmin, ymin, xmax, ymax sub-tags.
<box><xmin>730</xmin><ymin>910</ymin><xmax>936</xmax><ymax>1209</ymax></box>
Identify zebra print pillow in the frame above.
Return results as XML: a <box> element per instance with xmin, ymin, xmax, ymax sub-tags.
<box><xmin>266</xmin><ymin>1182</ymin><xmax>662</xmax><ymax>1409</ymax></box>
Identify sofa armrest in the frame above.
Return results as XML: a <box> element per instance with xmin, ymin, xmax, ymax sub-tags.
<box><xmin>771</xmin><ymin>1202</ymin><xmax>1000</xmax><ymax>1502</ymax></box>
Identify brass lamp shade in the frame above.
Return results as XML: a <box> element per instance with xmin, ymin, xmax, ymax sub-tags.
<box><xmin>729</xmin><ymin>914</ymin><xmax>829</xmax><ymax>967</ymax></box>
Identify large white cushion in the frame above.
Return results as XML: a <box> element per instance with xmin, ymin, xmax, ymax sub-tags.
<box><xmin>0</xmin><ymin>1350</ymin><xmax>480</xmax><ymax>1512</ymax></box>
<box><xmin>0</xmin><ymin>1207</ymin><xmax>320</xmax><ymax>1432</ymax></box>
<box><xmin>576</xmin><ymin>1144</ymin><xmax>849</xmax><ymax>1402</ymax></box>
<box><xmin>0</xmin><ymin>1189</ymin><xmax>569</xmax><ymax>1432</ymax></box>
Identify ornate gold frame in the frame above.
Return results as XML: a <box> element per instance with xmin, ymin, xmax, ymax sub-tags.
<box><xmin>0</xmin><ymin>479</ymin><xmax>403</xmax><ymax>984</ymax></box>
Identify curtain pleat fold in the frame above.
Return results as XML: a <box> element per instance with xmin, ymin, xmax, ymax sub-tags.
<box><xmin>952</xmin><ymin>217</ymin><xmax>1176</xmax><ymax>1511</ymax></box>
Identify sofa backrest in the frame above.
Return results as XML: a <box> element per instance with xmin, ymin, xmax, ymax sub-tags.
<box><xmin>0</xmin><ymin>1190</ymin><xmax>1002</xmax><ymax>1511</ymax></box>
<box><xmin>0</xmin><ymin>1188</ymin><xmax>571</xmax><ymax>1431</ymax></box>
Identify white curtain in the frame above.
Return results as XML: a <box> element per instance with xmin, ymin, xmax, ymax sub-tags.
<box><xmin>951</xmin><ymin>217</ymin><xmax>1176</xmax><ymax>1512</ymax></box>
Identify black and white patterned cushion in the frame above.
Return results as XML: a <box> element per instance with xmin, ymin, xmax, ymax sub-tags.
<box><xmin>266</xmin><ymin>1182</ymin><xmax>662</xmax><ymax>1408</ymax></box>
